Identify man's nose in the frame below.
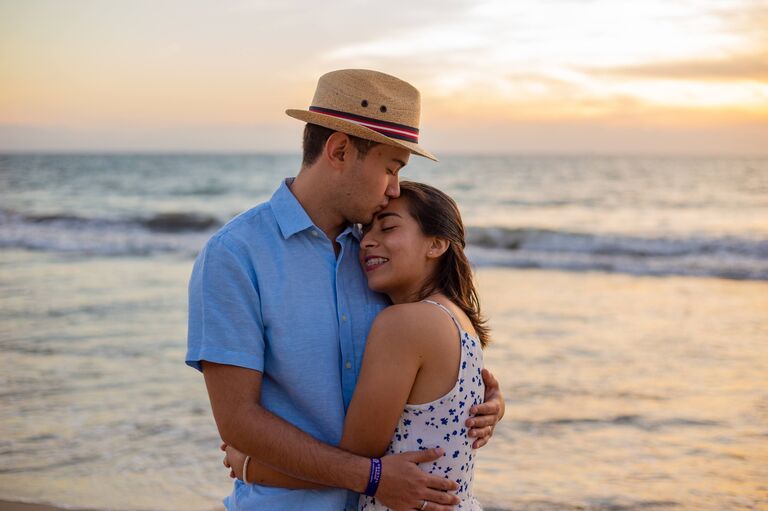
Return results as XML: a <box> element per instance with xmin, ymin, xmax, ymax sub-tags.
<box><xmin>386</xmin><ymin>176</ymin><xmax>400</xmax><ymax>198</ymax></box>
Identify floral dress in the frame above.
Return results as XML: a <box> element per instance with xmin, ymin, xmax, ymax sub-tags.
<box><xmin>359</xmin><ymin>300</ymin><xmax>485</xmax><ymax>510</ymax></box>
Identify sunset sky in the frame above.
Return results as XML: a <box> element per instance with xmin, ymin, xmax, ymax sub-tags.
<box><xmin>1</xmin><ymin>0</ymin><xmax>766</xmax><ymax>154</ymax></box>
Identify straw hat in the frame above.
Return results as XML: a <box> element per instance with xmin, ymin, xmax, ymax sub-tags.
<box><xmin>286</xmin><ymin>69</ymin><xmax>438</xmax><ymax>161</ymax></box>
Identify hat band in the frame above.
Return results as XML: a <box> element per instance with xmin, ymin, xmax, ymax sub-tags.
<box><xmin>309</xmin><ymin>106</ymin><xmax>419</xmax><ymax>143</ymax></box>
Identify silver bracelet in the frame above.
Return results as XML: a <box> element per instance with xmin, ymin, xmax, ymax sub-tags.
<box><xmin>242</xmin><ymin>455</ymin><xmax>252</xmax><ymax>485</ymax></box>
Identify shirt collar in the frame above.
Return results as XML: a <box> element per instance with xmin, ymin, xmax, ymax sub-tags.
<box><xmin>344</xmin><ymin>223</ymin><xmax>363</xmax><ymax>242</ymax></box>
<box><xmin>269</xmin><ymin>178</ymin><xmax>362</xmax><ymax>242</ymax></box>
<box><xmin>269</xmin><ymin>178</ymin><xmax>316</xmax><ymax>240</ymax></box>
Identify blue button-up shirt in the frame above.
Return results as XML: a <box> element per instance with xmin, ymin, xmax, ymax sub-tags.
<box><xmin>186</xmin><ymin>179</ymin><xmax>388</xmax><ymax>510</ymax></box>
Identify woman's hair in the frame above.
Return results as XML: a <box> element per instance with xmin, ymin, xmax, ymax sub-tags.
<box><xmin>398</xmin><ymin>181</ymin><xmax>490</xmax><ymax>348</ymax></box>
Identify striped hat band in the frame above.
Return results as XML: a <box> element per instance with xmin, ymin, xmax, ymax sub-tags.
<box><xmin>308</xmin><ymin>106</ymin><xmax>419</xmax><ymax>143</ymax></box>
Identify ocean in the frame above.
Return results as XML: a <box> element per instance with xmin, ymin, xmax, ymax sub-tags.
<box><xmin>0</xmin><ymin>153</ymin><xmax>766</xmax><ymax>510</ymax></box>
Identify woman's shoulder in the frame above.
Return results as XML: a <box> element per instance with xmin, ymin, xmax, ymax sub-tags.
<box><xmin>370</xmin><ymin>301</ymin><xmax>458</xmax><ymax>349</ymax></box>
<box><xmin>374</xmin><ymin>301</ymin><xmax>454</xmax><ymax>326</ymax></box>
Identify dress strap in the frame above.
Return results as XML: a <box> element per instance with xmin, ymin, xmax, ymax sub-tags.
<box><xmin>421</xmin><ymin>299</ymin><xmax>462</xmax><ymax>334</ymax></box>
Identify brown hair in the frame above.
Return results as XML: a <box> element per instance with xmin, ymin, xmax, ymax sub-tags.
<box><xmin>399</xmin><ymin>181</ymin><xmax>490</xmax><ymax>348</ymax></box>
<box><xmin>302</xmin><ymin>123</ymin><xmax>380</xmax><ymax>168</ymax></box>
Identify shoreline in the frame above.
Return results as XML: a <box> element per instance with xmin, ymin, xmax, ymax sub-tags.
<box><xmin>0</xmin><ymin>501</ymin><xmax>94</xmax><ymax>511</ymax></box>
<box><xmin>0</xmin><ymin>501</ymin><xmax>223</xmax><ymax>511</ymax></box>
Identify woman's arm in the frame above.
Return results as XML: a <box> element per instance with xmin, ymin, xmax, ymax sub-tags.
<box><xmin>235</xmin><ymin>305</ymin><xmax>429</xmax><ymax>487</ymax></box>
<box><xmin>338</xmin><ymin>305</ymin><xmax>425</xmax><ymax>456</ymax></box>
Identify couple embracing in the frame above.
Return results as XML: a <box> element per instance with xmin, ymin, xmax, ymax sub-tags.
<box><xmin>186</xmin><ymin>69</ymin><xmax>505</xmax><ymax>511</ymax></box>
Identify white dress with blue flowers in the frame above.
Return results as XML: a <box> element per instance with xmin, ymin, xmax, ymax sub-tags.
<box><xmin>359</xmin><ymin>300</ymin><xmax>485</xmax><ymax>510</ymax></box>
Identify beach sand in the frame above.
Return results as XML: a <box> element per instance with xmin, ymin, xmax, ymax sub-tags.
<box><xmin>1</xmin><ymin>264</ymin><xmax>766</xmax><ymax>511</ymax></box>
<box><xmin>0</xmin><ymin>501</ymin><xmax>92</xmax><ymax>511</ymax></box>
<box><xmin>0</xmin><ymin>501</ymin><xmax>224</xmax><ymax>511</ymax></box>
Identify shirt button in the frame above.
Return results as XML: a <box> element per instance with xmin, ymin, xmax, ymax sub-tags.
<box><xmin>312</xmin><ymin>230</ymin><xmax>319</xmax><ymax>237</ymax></box>
<box><xmin>341</xmin><ymin>314</ymin><xmax>347</xmax><ymax>321</ymax></box>
<box><xmin>345</xmin><ymin>361</ymin><xmax>352</xmax><ymax>369</ymax></box>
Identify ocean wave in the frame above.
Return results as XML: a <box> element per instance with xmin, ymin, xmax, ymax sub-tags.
<box><xmin>466</xmin><ymin>226</ymin><xmax>768</xmax><ymax>259</ymax></box>
<box><xmin>4</xmin><ymin>210</ymin><xmax>221</xmax><ymax>232</ymax></box>
<box><xmin>513</xmin><ymin>414</ymin><xmax>722</xmax><ymax>432</ymax></box>
<box><xmin>1</xmin><ymin>210</ymin><xmax>767</xmax><ymax>280</ymax></box>
<box><xmin>139</xmin><ymin>212</ymin><xmax>219</xmax><ymax>232</ymax></box>
<box><xmin>0</xmin><ymin>209</ymin><xmax>214</xmax><ymax>256</ymax></box>
<box><xmin>466</xmin><ymin>226</ymin><xmax>768</xmax><ymax>280</ymax></box>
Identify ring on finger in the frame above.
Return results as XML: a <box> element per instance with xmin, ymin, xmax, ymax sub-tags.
<box><xmin>419</xmin><ymin>499</ymin><xmax>428</xmax><ymax>510</ymax></box>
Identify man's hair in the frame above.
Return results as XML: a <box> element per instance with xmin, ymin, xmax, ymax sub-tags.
<box><xmin>302</xmin><ymin>123</ymin><xmax>380</xmax><ymax>168</ymax></box>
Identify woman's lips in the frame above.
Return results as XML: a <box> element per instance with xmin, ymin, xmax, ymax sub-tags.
<box><xmin>364</xmin><ymin>256</ymin><xmax>389</xmax><ymax>272</ymax></box>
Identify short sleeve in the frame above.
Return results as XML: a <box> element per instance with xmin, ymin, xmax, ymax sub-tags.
<box><xmin>186</xmin><ymin>235</ymin><xmax>265</xmax><ymax>373</ymax></box>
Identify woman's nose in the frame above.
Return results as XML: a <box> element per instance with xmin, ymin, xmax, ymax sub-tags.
<box><xmin>361</xmin><ymin>232</ymin><xmax>377</xmax><ymax>248</ymax></box>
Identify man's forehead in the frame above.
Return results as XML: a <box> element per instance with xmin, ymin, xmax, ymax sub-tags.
<box><xmin>371</xmin><ymin>144</ymin><xmax>410</xmax><ymax>165</ymax></box>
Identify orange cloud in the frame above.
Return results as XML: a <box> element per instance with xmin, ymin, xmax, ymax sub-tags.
<box><xmin>583</xmin><ymin>52</ymin><xmax>768</xmax><ymax>82</ymax></box>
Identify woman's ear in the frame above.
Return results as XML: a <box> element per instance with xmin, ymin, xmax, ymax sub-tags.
<box><xmin>427</xmin><ymin>237</ymin><xmax>450</xmax><ymax>259</ymax></box>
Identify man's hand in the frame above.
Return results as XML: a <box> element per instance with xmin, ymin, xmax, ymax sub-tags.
<box><xmin>466</xmin><ymin>368</ymin><xmax>505</xmax><ymax>449</ymax></box>
<box><xmin>375</xmin><ymin>448</ymin><xmax>460</xmax><ymax>511</ymax></box>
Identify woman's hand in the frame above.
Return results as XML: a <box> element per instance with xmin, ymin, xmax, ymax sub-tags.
<box><xmin>466</xmin><ymin>368</ymin><xmax>505</xmax><ymax>449</ymax></box>
<box><xmin>221</xmin><ymin>442</ymin><xmax>248</xmax><ymax>480</ymax></box>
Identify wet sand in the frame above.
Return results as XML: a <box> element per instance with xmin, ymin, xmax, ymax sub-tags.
<box><xmin>0</xmin><ymin>501</ymin><xmax>92</xmax><ymax>511</ymax></box>
<box><xmin>2</xmin><ymin>263</ymin><xmax>766</xmax><ymax>511</ymax></box>
<box><xmin>0</xmin><ymin>500</ymin><xmax>223</xmax><ymax>511</ymax></box>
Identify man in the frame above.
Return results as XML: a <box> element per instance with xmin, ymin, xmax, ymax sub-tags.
<box><xmin>186</xmin><ymin>69</ymin><xmax>504</xmax><ymax>511</ymax></box>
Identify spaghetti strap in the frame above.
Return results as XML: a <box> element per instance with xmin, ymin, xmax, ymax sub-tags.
<box><xmin>421</xmin><ymin>299</ymin><xmax>462</xmax><ymax>334</ymax></box>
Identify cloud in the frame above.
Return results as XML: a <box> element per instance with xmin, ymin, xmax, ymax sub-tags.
<box><xmin>3</xmin><ymin>0</ymin><xmax>767</xmax><ymax>153</ymax></box>
<box><xmin>422</xmin><ymin>118</ymin><xmax>768</xmax><ymax>155</ymax></box>
<box><xmin>583</xmin><ymin>52</ymin><xmax>768</xmax><ymax>82</ymax></box>
<box><xmin>320</xmin><ymin>0</ymin><xmax>768</xmax><ymax>121</ymax></box>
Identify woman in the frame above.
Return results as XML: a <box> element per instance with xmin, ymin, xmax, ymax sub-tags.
<box><xmin>225</xmin><ymin>181</ymin><xmax>491</xmax><ymax>510</ymax></box>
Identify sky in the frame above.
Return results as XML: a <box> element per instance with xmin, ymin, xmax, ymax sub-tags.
<box><xmin>1</xmin><ymin>0</ymin><xmax>766</xmax><ymax>154</ymax></box>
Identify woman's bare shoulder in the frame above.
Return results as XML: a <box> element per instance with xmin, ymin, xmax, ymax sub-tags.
<box><xmin>370</xmin><ymin>302</ymin><xmax>457</xmax><ymax>350</ymax></box>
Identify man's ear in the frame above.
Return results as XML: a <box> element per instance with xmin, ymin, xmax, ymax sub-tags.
<box><xmin>324</xmin><ymin>132</ymin><xmax>353</xmax><ymax>170</ymax></box>
<box><xmin>427</xmin><ymin>237</ymin><xmax>450</xmax><ymax>259</ymax></box>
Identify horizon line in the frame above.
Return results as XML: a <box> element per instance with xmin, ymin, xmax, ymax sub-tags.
<box><xmin>2</xmin><ymin>149</ymin><xmax>768</xmax><ymax>158</ymax></box>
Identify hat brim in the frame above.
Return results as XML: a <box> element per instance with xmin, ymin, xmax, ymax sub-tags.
<box><xmin>285</xmin><ymin>109</ymin><xmax>438</xmax><ymax>162</ymax></box>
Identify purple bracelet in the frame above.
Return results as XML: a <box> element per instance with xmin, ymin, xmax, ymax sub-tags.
<box><xmin>364</xmin><ymin>458</ymin><xmax>382</xmax><ymax>496</ymax></box>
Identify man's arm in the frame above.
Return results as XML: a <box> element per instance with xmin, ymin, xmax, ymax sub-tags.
<box><xmin>224</xmin><ymin>445</ymin><xmax>326</xmax><ymax>489</ymax></box>
<box><xmin>203</xmin><ymin>361</ymin><xmax>459</xmax><ymax>509</ymax></box>
<box><xmin>203</xmin><ymin>361</ymin><xmax>369</xmax><ymax>489</ymax></box>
